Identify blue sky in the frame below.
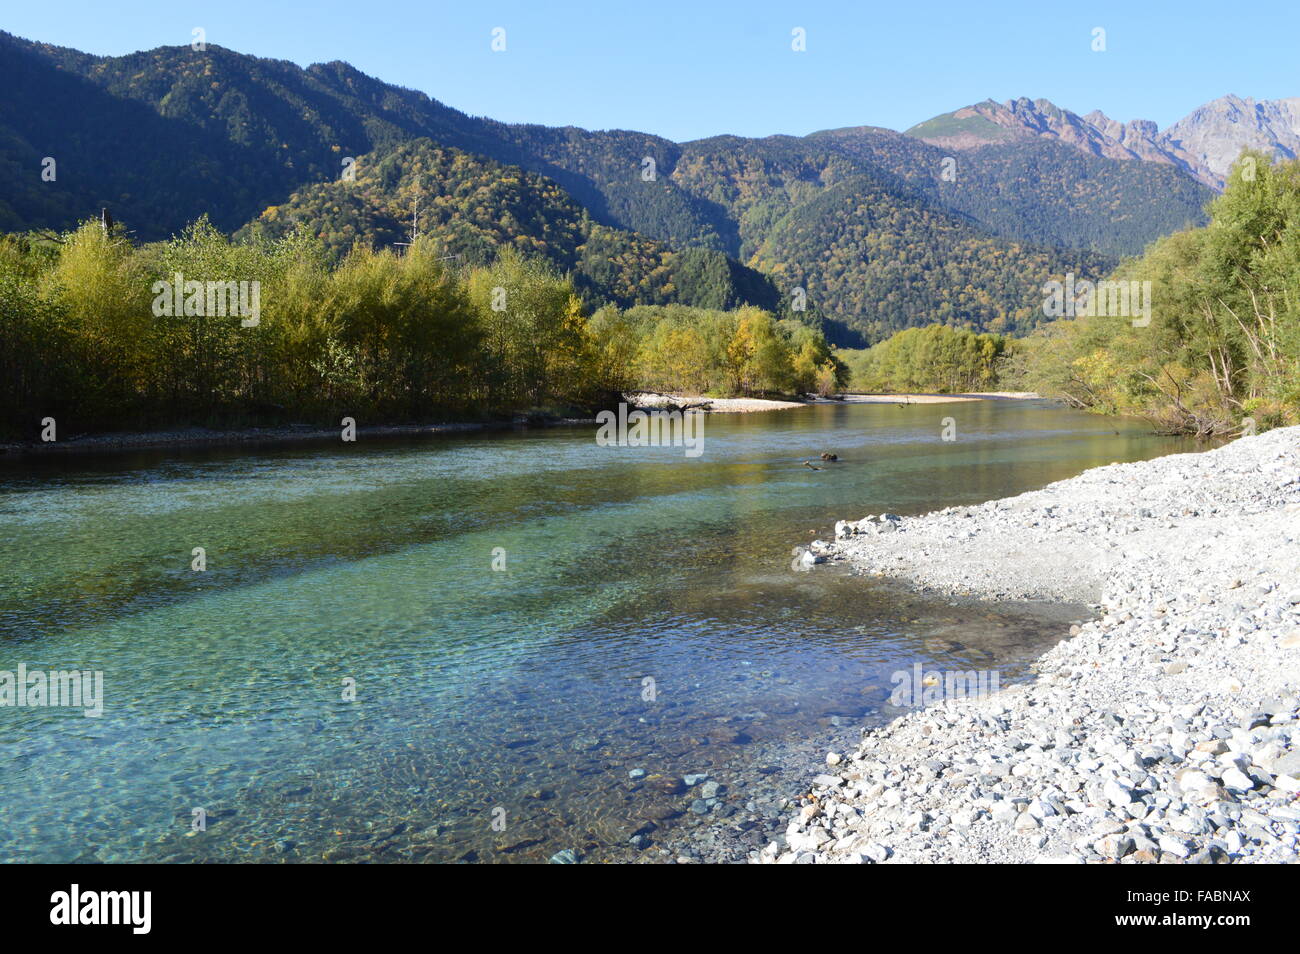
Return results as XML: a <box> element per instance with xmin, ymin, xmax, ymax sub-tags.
<box><xmin>6</xmin><ymin>0</ymin><xmax>1298</xmax><ymax>141</ymax></box>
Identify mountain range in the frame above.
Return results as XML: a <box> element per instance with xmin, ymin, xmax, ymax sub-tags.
<box><xmin>908</xmin><ymin>94</ymin><xmax>1300</xmax><ymax>189</ymax></box>
<box><xmin>2</xmin><ymin>31</ymin><xmax>1289</xmax><ymax>345</ymax></box>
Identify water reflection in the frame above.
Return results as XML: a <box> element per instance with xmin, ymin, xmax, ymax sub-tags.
<box><xmin>0</xmin><ymin>401</ymin><xmax>1196</xmax><ymax>862</ymax></box>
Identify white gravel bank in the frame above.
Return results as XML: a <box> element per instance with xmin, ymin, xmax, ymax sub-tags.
<box><xmin>770</xmin><ymin>426</ymin><xmax>1300</xmax><ymax>864</ymax></box>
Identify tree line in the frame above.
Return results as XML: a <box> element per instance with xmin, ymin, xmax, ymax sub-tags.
<box><xmin>839</xmin><ymin>153</ymin><xmax>1300</xmax><ymax>435</ymax></box>
<box><xmin>839</xmin><ymin>325</ymin><xmax>1010</xmax><ymax>393</ymax></box>
<box><xmin>0</xmin><ymin>218</ymin><xmax>844</xmax><ymax>440</ymax></box>
<box><xmin>1013</xmin><ymin>152</ymin><xmax>1300</xmax><ymax>435</ymax></box>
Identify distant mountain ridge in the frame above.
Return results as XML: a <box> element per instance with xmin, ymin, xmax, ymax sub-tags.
<box><xmin>907</xmin><ymin>94</ymin><xmax>1300</xmax><ymax>189</ymax></box>
<box><xmin>0</xmin><ymin>30</ymin><xmax>1218</xmax><ymax>344</ymax></box>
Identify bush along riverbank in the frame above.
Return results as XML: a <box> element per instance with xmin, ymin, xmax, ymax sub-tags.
<box><xmin>0</xmin><ymin>221</ymin><xmax>846</xmax><ymax>442</ymax></box>
<box><xmin>768</xmin><ymin>426</ymin><xmax>1300</xmax><ymax>864</ymax></box>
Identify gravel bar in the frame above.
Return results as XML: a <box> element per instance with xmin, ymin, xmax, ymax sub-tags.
<box><xmin>768</xmin><ymin>426</ymin><xmax>1300</xmax><ymax>864</ymax></box>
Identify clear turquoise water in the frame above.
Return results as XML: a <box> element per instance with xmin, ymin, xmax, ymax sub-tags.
<box><xmin>0</xmin><ymin>401</ymin><xmax>1198</xmax><ymax>862</ymax></box>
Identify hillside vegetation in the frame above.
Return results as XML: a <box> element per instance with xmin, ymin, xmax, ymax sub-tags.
<box><xmin>238</xmin><ymin>139</ymin><xmax>781</xmax><ymax>312</ymax></box>
<box><xmin>0</xmin><ymin>219</ymin><xmax>842</xmax><ymax>440</ymax></box>
<box><xmin>1016</xmin><ymin>153</ymin><xmax>1300</xmax><ymax>435</ymax></box>
<box><xmin>840</xmin><ymin>325</ymin><xmax>1010</xmax><ymax>393</ymax></box>
<box><xmin>1</xmin><ymin>31</ymin><xmax>1214</xmax><ymax>344</ymax></box>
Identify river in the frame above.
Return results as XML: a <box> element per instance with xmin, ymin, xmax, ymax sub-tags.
<box><xmin>0</xmin><ymin>400</ymin><xmax>1198</xmax><ymax>862</ymax></box>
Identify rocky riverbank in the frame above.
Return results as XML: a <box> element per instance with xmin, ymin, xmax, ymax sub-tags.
<box><xmin>769</xmin><ymin>426</ymin><xmax>1300</xmax><ymax>864</ymax></box>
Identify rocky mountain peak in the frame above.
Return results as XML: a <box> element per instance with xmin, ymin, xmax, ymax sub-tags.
<box><xmin>908</xmin><ymin>93</ymin><xmax>1300</xmax><ymax>190</ymax></box>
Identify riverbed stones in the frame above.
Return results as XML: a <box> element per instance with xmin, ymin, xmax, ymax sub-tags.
<box><xmin>1095</xmin><ymin>833</ymin><xmax>1135</xmax><ymax>859</ymax></box>
<box><xmin>1274</xmin><ymin>751</ymin><xmax>1300</xmax><ymax>777</ymax></box>
<box><xmin>859</xmin><ymin>841</ymin><xmax>890</xmax><ymax>862</ymax></box>
<box><xmin>1220</xmin><ymin>767</ymin><xmax>1255</xmax><ymax>792</ymax></box>
<box><xmin>762</xmin><ymin>426</ymin><xmax>1300</xmax><ymax>865</ymax></box>
<box><xmin>797</xmin><ymin>549</ymin><xmax>825</xmax><ymax>568</ymax></box>
<box><xmin>652</xmin><ymin>775</ymin><xmax>686</xmax><ymax>795</ymax></box>
<box><xmin>1104</xmin><ymin>780</ymin><xmax>1135</xmax><ymax>807</ymax></box>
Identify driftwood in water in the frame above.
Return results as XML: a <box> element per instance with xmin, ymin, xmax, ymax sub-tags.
<box><xmin>634</xmin><ymin>396</ymin><xmax>712</xmax><ymax>414</ymax></box>
<box><xmin>802</xmin><ymin>460</ymin><xmax>822</xmax><ymax>471</ymax></box>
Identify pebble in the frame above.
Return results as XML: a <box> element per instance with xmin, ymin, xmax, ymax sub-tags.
<box><xmin>760</xmin><ymin>427</ymin><xmax>1300</xmax><ymax>866</ymax></box>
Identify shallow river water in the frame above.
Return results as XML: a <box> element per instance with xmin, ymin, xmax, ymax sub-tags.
<box><xmin>0</xmin><ymin>400</ymin><xmax>1198</xmax><ymax>862</ymax></box>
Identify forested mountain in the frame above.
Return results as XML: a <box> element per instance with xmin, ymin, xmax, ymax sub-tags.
<box><xmin>1</xmin><ymin>30</ymin><xmax>1218</xmax><ymax>344</ymax></box>
<box><xmin>808</xmin><ymin>131</ymin><xmax>1212</xmax><ymax>256</ymax></box>
<box><xmin>1015</xmin><ymin>152</ymin><xmax>1300</xmax><ymax>435</ymax></box>
<box><xmin>238</xmin><ymin>138</ymin><xmax>780</xmax><ymax>311</ymax></box>
<box><xmin>0</xmin><ymin>31</ymin><xmax>725</xmax><ymax>246</ymax></box>
<box><xmin>748</xmin><ymin>174</ymin><xmax>1110</xmax><ymax>340</ymax></box>
<box><xmin>665</xmin><ymin>130</ymin><xmax>1205</xmax><ymax>338</ymax></box>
